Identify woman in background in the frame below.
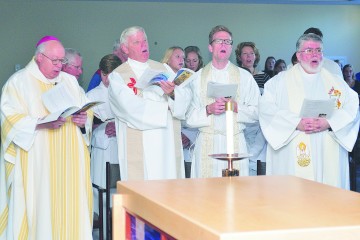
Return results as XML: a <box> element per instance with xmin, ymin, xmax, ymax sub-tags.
<box><xmin>263</xmin><ymin>56</ymin><xmax>276</xmax><ymax>77</ymax></box>
<box><xmin>184</xmin><ymin>45</ymin><xmax>204</xmax><ymax>72</ymax></box>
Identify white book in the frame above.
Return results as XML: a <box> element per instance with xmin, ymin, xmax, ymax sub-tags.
<box><xmin>135</xmin><ymin>68</ymin><xmax>196</xmax><ymax>89</ymax></box>
<box><xmin>38</xmin><ymin>82</ymin><xmax>103</xmax><ymax>124</ymax></box>
<box><xmin>38</xmin><ymin>101</ymin><xmax>104</xmax><ymax>124</ymax></box>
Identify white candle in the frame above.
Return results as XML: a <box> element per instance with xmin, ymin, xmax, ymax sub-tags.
<box><xmin>225</xmin><ymin>101</ymin><xmax>234</xmax><ymax>154</ymax></box>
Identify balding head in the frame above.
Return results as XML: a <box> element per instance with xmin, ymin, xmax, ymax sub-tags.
<box><xmin>35</xmin><ymin>40</ymin><xmax>66</xmax><ymax>79</ymax></box>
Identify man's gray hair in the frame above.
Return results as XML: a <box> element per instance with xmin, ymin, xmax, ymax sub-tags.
<box><xmin>119</xmin><ymin>26</ymin><xmax>147</xmax><ymax>46</ymax></box>
<box><xmin>296</xmin><ymin>33</ymin><xmax>323</xmax><ymax>51</ymax></box>
<box><xmin>64</xmin><ymin>48</ymin><xmax>82</xmax><ymax>64</ymax></box>
<box><xmin>35</xmin><ymin>43</ymin><xmax>46</xmax><ymax>56</ymax></box>
<box><xmin>113</xmin><ymin>39</ymin><xmax>120</xmax><ymax>52</ymax></box>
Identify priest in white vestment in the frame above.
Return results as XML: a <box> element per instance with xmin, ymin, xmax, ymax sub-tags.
<box><xmin>0</xmin><ymin>37</ymin><xmax>93</xmax><ymax>239</ymax></box>
<box><xmin>108</xmin><ymin>26</ymin><xmax>191</xmax><ymax>181</ymax></box>
<box><xmin>186</xmin><ymin>25</ymin><xmax>260</xmax><ymax>178</ymax></box>
<box><xmin>259</xmin><ymin>33</ymin><xmax>359</xmax><ymax>189</ymax></box>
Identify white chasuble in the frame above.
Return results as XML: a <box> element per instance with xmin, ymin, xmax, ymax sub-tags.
<box><xmin>186</xmin><ymin>62</ymin><xmax>260</xmax><ymax>178</ymax></box>
<box><xmin>260</xmin><ymin>64</ymin><xmax>359</xmax><ymax>189</ymax></box>
<box><xmin>0</xmin><ymin>59</ymin><xmax>93</xmax><ymax>239</ymax></box>
<box><xmin>109</xmin><ymin>59</ymin><xmax>185</xmax><ymax>181</ymax></box>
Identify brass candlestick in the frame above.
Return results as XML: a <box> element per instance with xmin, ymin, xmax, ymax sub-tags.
<box><xmin>209</xmin><ymin>153</ymin><xmax>252</xmax><ymax>177</ymax></box>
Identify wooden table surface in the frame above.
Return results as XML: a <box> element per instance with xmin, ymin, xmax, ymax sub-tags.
<box><xmin>113</xmin><ymin>176</ymin><xmax>360</xmax><ymax>240</ymax></box>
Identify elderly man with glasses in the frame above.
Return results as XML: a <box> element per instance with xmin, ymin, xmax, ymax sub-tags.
<box><xmin>259</xmin><ymin>33</ymin><xmax>360</xmax><ymax>190</ymax></box>
<box><xmin>185</xmin><ymin>25</ymin><xmax>260</xmax><ymax>178</ymax></box>
<box><xmin>62</xmin><ymin>48</ymin><xmax>83</xmax><ymax>81</ymax></box>
<box><xmin>0</xmin><ymin>36</ymin><xmax>93</xmax><ymax>239</ymax></box>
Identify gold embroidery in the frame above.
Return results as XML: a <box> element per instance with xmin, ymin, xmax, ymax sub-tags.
<box><xmin>297</xmin><ymin>142</ymin><xmax>311</xmax><ymax>167</ymax></box>
<box><xmin>328</xmin><ymin>86</ymin><xmax>342</xmax><ymax>109</ymax></box>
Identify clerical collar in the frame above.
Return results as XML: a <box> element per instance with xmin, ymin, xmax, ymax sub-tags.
<box><xmin>211</xmin><ymin>61</ymin><xmax>230</xmax><ymax>71</ymax></box>
<box><xmin>127</xmin><ymin>58</ymin><xmax>149</xmax><ymax>68</ymax></box>
<box><xmin>298</xmin><ymin>64</ymin><xmax>320</xmax><ymax>82</ymax></box>
<box><xmin>28</xmin><ymin>58</ymin><xmax>61</xmax><ymax>85</ymax></box>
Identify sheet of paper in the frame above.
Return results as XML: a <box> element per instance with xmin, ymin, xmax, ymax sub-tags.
<box><xmin>300</xmin><ymin>98</ymin><xmax>335</xmax><ymax>118</ymax></box>
<box><xmin>207</xmin><ymin>82</ymin><xmax>238</xmax><ymax>99</ymax></box>
<box><xmin>41</xmin><ymin>82</ymin><xmax>77</xmax><ymax>113</ymax></box>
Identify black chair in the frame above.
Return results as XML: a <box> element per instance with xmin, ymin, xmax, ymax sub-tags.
<box><xmin>257</xmin><ymin>160</ymin><xmax>266</xmax><ymax>175</ymax></box>
<box><xmin>92</xmin><ymin>183</ymin><xmax>106</xmax><ymax>240</ymax></box>
<box><xmin>106</xmin><ymin>162</ymin><xmax>121</xmax><ymax>240</ymax></box>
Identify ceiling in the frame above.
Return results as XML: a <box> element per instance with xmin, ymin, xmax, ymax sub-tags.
<box><xmin>81</xmin><ymin>0</ymin><xmax>360</xmax><ymax>4</ymax></box>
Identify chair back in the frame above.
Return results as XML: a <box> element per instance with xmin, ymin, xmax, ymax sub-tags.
<box><xmin>106</xmin><ymin>162</ymin><xmax>121</xmax><ymax>240</ymax></box>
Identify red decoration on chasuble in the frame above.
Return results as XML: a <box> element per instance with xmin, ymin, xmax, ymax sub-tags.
<box><xmin>127</xmin><ymin>78</ymin><xmax>138</xmax><ymax>95</ymax></box>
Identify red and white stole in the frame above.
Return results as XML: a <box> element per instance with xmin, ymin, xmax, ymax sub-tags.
<box><xmin>113</xmin><ymin>61</ymin><xmax>182</xmax><ymax>180</ymax></box>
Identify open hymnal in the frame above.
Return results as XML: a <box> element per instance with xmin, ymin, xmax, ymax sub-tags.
<box><xmin>38</xmin><ymin>82</ymin><xmax>104</xmax><ymax>124</ymax></box>
<box><xmin>135</xmin><ymin>68</ymin><xmax>195</xmax><ymax>89</ymax></box>
<box><xmin>172</xmin><ymin>68</ymin><xmax>196</xmax><ymax>88</ymax></box>
<box><xmin>299</xmin><ymin>98</ymin><xmax>335</xmax><ymax>118</ymax></box>
<box><xmin>38</xmin><ymin>101</ymin><xmax>104</xmax><ymax>124</ymax></box>
<box><xmin>207</xmin><ymin>82</ymin><xmax>238</xmax><ymax>99</ymax></box>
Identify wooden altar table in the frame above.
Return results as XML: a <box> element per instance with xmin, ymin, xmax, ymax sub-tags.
<box><xmin>112</xmin><ymin>176</ymin><xmax>360</xmax><ymax>240</ymax></box>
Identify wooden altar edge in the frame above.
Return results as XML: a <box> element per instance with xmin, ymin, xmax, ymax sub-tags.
<box><xmin>112</xmin><ymin>176</ymin><xmax>360</xmax><ymax>240</ymax></box>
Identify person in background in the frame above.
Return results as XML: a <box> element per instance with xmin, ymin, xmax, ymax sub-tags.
<box><xmin>273</xmin><ymin>59</ymin><xmax>287</xmax><ymax>76</ymax></box>
<box><xmin>235</xmin><ymin>42</ymin><xmax>270</xmax><ymax>94</ymax></box>
<box><xmin>161</xmin><ymin>46</ymin><xmax>185</xmax><ymax>75</ymax></box>
<box><xmin>259</xmin><ymin>33</ymin><xmax>359</xmax><ymax>190</ymax></box>
<box><xmin>343</xmin><ymin>63</ymin><xmax>360</xmax><ymax>191</ymax></box>
<box><xmin>108</xmin><ymin>26</ymin><xmax>191</xmax><ymax>181</ymax></box>
<box><xmin>334</xmin><ymin>59</ymin><xmax>343</xmax><ymax>70</ymax></box>
<box><xmin>185</xmin><ymin>25</ymin><xmax>260</xmax><ymax>178</ymax></box>
<box><xmin>303</xmin><ymin>27</ymin><xmax>342</xmax><ymax>76</ymax></box>
<box><xmin>184</xmin><ymin>45</ymin><xmax>204</xmax><ymax>72</ymax></box>
<box><xmin>62</xmin><ymin>48</ymin><xmax>83</xmax><ymax>80</ymax></box>
<box><xmin>182</xmin><ymin>45</ymin><xmax>204</xmax><ymax>177</ymax></box>
<box><xmin>287</xmin><ymin>52</ymin><xmax>299</xmax><ymax>69</ymax></box>
<box><xmin>86</xmin><ymin>53</ymin><xmax>121</xmax><ymax>232</ymax></box>
<box><xmin>87</xmin><ymin>39</ymin><xmax>127</xmax><ymax>92</ymax></box>
<box><xmin>235</xmin><ymin>41</ymin><xmax>269</xmax><ymax>175</ymax></box>
<box><xmin>0</xmin><ymin>36</ymin><xmax>93</xmax><ymax>239</ymax></box>
<box><xmin>263</xmin><ymin>56</ymin><xmax>276</xmax><ymax>78</ymax></box>
<box><xmin>343</xmin><ymin>64</ymin><xmax>358</xmax><ymax>90</ymax></box>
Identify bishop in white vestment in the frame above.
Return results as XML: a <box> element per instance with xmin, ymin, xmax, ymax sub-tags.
<box><xmin>0</xmin><ymin>38</ymin><xmax>93</xmax><ymax>239</ymax></box>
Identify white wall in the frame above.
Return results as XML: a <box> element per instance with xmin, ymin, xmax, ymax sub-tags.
<box><xmin>1</xmin><ymin>1</ymin><xmax>359</xmax><ymax>90</ymax></box>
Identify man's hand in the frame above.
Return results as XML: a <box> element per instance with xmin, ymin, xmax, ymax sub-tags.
<box><xmin>71</xmin><ymin>111</ymin><xmax>87</xmax><ymax>128</ymax></box>
<box><xmin>158</xmin><ymin>80</ymin><xmax>175</xmax><ymax>97</ymax></box>
<box><xmin>182</xmin><ymin>133</ymin><xmax>191</xmax><ymax>149</ymax></box>
<box><xmin>297</xmin><ymin>117</ymin><xmax>330</xmax><ymax>134</ymax></box>
<box><xmin>36</xmin><ymin>117</ymin><xmax>66</xmax><ymax>130</ymax></box>
<box><xmin>206</xmin><ymin>97</ymin><xmax>228</xmax><ymax>115</ymax></box>
<box><xmin>105</xmin><ymin>121</ymin><xmax>116</xmax><ymax>138</ymax></box>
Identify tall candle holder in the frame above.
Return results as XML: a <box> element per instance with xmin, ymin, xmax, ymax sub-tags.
<box><xmin>209</xmin><ymin>100</ymin><xmax>252</xmax><ymax>177</ymax></box>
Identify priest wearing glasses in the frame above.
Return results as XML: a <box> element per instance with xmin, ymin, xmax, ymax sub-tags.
<box><xmin>259</xmin><ymin>33</ymin><xmax>359</xmax><ymax>189</ymax></box>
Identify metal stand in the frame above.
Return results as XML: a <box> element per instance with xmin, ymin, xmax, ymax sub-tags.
<box><xmin>209</xmin><ymin>153</ymin><xmax>252</xmax><ymax>177</ymax></box>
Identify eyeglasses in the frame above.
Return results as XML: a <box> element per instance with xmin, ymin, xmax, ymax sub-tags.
<box><xmin>211</xmin><ymin>39</ymin><xmax>233</xmax><ymax>45</ymax></box>
<box><xmin>298</xmin><ymin>48</ymin><xmax>323</xmax><ymax>55</ymax></box>
<box><xmin>41</xmin><ymin>53</ymin><xmax>67</xmax><ymax>65</ymax></box>
<box><xmin>68</xmin><ymin>63</ymin><xmax>82</xmax><ymax>70</ymax></box>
